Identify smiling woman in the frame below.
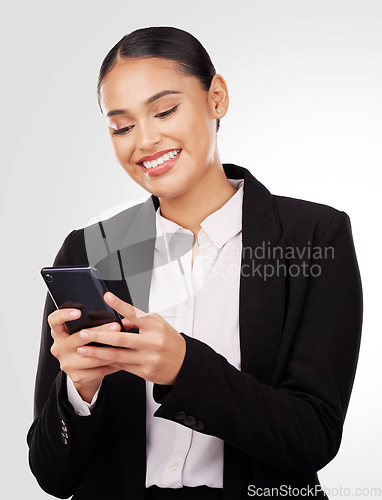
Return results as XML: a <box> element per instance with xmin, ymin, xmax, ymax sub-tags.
<box><xmin>27</xmin><ymin>27</ymin><xmax>362</xmax><ymax>500</ymax></box>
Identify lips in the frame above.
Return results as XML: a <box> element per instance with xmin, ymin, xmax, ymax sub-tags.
<box><xmin>137</xmin><ymin>148</ymin><xmax>181</xmax><ymax>165</ymax></box>
<box><xmin>137</xmin><ymin>148</ymin><xmax>182</xmax><ymax>177</ymax></box>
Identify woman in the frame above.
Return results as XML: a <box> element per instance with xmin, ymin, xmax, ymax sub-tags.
<box><xmin>28</xmin><ymin>27</ymin><xmax>362</xmax><ymax>499</ymax></box>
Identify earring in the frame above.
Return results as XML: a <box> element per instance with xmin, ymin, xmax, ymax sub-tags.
<box><xmin>217</xmin><ymin>109</ymin><xmax>221</xmax><ymax>114</ymax></box>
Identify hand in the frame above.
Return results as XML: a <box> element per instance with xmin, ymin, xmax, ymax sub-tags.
<box><xmin>75</xmin><ymin>292</ymin><xmax>187</xmax><ymax>386</ymax></box>
<box><xmin>48</xmin><ymin>309</ymin><xmax>121</xmax><ymax>402</ymax></box>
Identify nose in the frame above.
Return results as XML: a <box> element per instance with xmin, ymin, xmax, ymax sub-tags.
<box><xmin>136</xmin><ymin>119</ymin><xmax>160</xmax><ymax>151</ymax></box>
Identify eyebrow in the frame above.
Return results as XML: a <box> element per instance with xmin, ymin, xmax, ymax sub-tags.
<box><xmin>106</xmin><ymin>90</ymin><xmax>181</xmax><ymax>118</ymax></box>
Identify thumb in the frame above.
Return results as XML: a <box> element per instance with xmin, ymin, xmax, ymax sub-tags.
<box><xmin>104</xmin><ymin>292</ymin><xmax>145</xmax><ymax>321</ymax></box>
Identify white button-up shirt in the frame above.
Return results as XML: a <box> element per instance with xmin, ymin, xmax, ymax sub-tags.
<box><xmin>146</xmin><ymin>178</ymin><xmax>244</xmax><ymax>488</ymax></box>
<box><xmin>67</xmin><ymin>178</ymin><xmax>244</xmax><ymax>489</ymax></box>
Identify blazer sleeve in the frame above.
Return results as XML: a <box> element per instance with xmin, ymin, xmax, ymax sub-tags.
<box><xmin>27</xmin><ymin>231</ymin><xmax>108</xmax><ymax>498</ymax></box>
<box><xmin>153</xmin><ymin>211</ymin><xmax>363</xmax><ymax>475</ymax></box>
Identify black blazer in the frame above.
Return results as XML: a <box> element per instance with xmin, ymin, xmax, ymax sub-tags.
<box><xmin>28</xmin><ymin>164</ymin><xmax>362</xmax><ymax>499</ymax></box>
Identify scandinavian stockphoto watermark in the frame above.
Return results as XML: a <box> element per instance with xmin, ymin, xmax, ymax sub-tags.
<box><xmin>247</xmin><ymin>484</ymin><xmax>382</xmax><ymax>497</ymax></box>
<box><xmin>209</xmin><ymin>242</ymin><xmax>335</xmax><ymax>281</ymax></box>
<box><xmin>240</xmin><ymin>242</ymin><xmax>335</xmax><ymax>281</ymax></box>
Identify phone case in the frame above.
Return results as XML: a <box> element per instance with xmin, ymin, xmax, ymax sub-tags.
<box><xmin>40</xmin><ymin>266</ymin><xmax>129</xmax><ymax>337</ymax></box>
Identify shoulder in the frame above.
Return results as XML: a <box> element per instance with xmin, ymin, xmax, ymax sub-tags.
<box><xmin>227</xmin><ymin>164</ymin><xmax>351</xmax><ymax>245</ymax></box>
<box><xmin>271</xmin><ymin>194</ymin><xmax>350</xmax><ymax>246</ymax></box>
<box><xmin>56</xmin><ymin>197</ymin><xmax>152</xmax><ymax>265</ymax></box>
<box><xmin>272</xmin><ymin>193</ymin><xmax>342</xmax><ymax>223</ymax></box>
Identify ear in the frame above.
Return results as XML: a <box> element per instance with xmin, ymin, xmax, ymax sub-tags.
<box><xmin>208</xmin><ymin>74</ymin><xmax>229</xmax><ymax>119</ymax></box>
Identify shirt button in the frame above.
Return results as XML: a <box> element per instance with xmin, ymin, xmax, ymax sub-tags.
<box><xmin>169</xmin><ymin>462</ymin><xmax>178</xmax><ymax>471</ymax></box>
<box><xmin>184</xmin><ymin>298</ymin><xmax>190</xmax><ymax>305</ymax></box>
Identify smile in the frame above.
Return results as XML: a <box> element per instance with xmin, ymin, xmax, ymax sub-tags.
<box><xmin>141</xmin><ymin>149</ymin><xmax>181</xmax><ymax>169</ymax></box>
<box><xmin>137</xmin><ymin>149</ymin><xmax>182</xmax><ymax>177</ymax></box>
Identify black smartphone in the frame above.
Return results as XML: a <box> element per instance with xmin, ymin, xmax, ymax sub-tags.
<box><xmin>41</xmin><ymin>265</ymin><xmax>133</xmax><ymax>339</ymax></box>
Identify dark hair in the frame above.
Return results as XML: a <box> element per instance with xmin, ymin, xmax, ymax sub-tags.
<box><xmin>97</xmin><ymin>26</ymin><xmax>220</xmax><ymax>131</ymax></box>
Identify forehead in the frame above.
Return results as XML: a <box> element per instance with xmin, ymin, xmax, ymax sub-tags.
<box><xmin>99</xmin><ymin>57</ymin><xmax>202</xmax><ymax>111</ymax></box>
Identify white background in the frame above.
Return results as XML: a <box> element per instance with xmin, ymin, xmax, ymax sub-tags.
<box><xmin>1</xmin><ymin>1</ymin><xmax>381</xmax><ymax>498</ymax></box>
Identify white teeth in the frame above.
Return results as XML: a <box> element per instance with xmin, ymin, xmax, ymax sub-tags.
<box><xmin>142</xmin><ymin>149</ymin><xmax>180</xmax><ymax>169</ymax></box>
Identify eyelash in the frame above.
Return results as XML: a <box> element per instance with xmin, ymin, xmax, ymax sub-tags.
<box><xmin>112</xmin><ymin>105</ymin><xmax>179</xmax><ymax>136</ymax></box>
<box><xmin>155</xmin><ymin>104</ymin><xmax>179</xmax><ymax>119</ymax></box>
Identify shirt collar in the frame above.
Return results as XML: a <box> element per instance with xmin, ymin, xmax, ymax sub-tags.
<box><xmin>200</xmin><ymin>178</ymin><xmax>244</xmax><ymax>248</ymax></box>
<box><xmin>155</xmin><ymin>209</ymin><xmax>186</xmax><ymax>253</ymax></box>
<box><xmin>155</xmin><ymin>178</ymin><xmax>244</xmax><ymax>252</ymax></box>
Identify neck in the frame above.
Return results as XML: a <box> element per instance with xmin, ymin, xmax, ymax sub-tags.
<box><xmin>158</xmin><ymin>163</ymin><xmax>237</xmax><ymax>236</ymax></box>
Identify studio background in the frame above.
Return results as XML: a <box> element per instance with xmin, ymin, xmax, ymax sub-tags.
<box><xmin>1</xmin><ymin>1</ymin><xmax>380</xmax><ymax>498</ymax></box>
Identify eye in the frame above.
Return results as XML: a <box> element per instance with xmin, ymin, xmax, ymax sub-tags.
<box><xmin>111</xmin><ymin>104</ymin><xmax>179</xmax><ymax>136</ymax></box>
<box><xmin>112</xmin><ymin>125</ymin><xmax>134</xmax><ymax>137</ymax></box>
<box><xmin>155</xmin><ymin>104</ymin><xmax>179</xmax><ymax>119</ymax></box>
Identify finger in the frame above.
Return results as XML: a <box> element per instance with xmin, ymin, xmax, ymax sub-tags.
<box><xmin>104</xmin><ymin>292</ymin><xmax>145</xmax><ymax>320</ymax></box>
<box><xmin>64</xmin><ymin>354</ymin><xmax>116</xmax><ymax>370</ymax></box>
<box><xmin>49</xmin><ymin>309</ymin><xmax>81</xmax><ymax>337</ymax></box>
<box><xmin>77</xmin><ymin>328</ymin><xmax>141</xmax><ymax>350</ymax></box>
<box><xmin>77</xmin><ymin>343</ymin><xmax>140</xmax><ymax>365</ymax></box>
<box><xmin>85</xmin><ymin>321</ymin><xmax>121</xmax><ymax>332</ymax></box>
<box><xmin>121</xmin><ymin>318</ymin><xmax>140</xmax><ymax>330</ymax></box>
<box><xmin>66</xmin><ymin>322</ymin><xmax>121</xmax><ymax>348</ymax></box>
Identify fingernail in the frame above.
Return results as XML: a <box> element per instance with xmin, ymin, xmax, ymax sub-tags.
<box><xmin>105</xmin><ymin>292</ymin><xmax>114</xmax><ymax>302</ymax></box>
<box><xmin>79</xmin><ymin>330</ymin><xmax>89</xmax><ymax>339</ymax></box>
<box><xmin>77</xmin><ymin>347</ymin><xmax>86</xmax><ymax>354</ymax></box>
<box><xmin>108</xmin><ymin>323</ymin><xmax>119</xmax><ymax>330</ymax></box>
<box><xmin>70</xmin><ymin>310</ymin><xmax>80</xmax><ymax>318</ymax></box>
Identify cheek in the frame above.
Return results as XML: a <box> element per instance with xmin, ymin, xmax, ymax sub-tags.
<box><xmin>111</xmin><ymin>139</ymin><xmax>133</xmax><ymax>167</ymax></box>
<box><xmin>111</xmin><ymin>141</ymin><xmax>145</xmax><ymax>185</ymax></box>
<box><xmin>175</xmin><ymin>109</ymin><xmax>213</xmax><ymax>156</ymax></box>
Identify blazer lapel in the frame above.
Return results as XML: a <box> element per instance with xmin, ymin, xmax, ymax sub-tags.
<box><xmin>223</xmin><ymin>164</ymin><xmax>285</xmax><ymax>385</ymax></box>
<box><xmin>117</xmin><ymin>198</ymin><xmax>157</xmax><ymax>312</ymax></box>
<box><xmin>84</xmin><ymin>197</ymin><xmax>158</xmax><ymax>312</ymax></box>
